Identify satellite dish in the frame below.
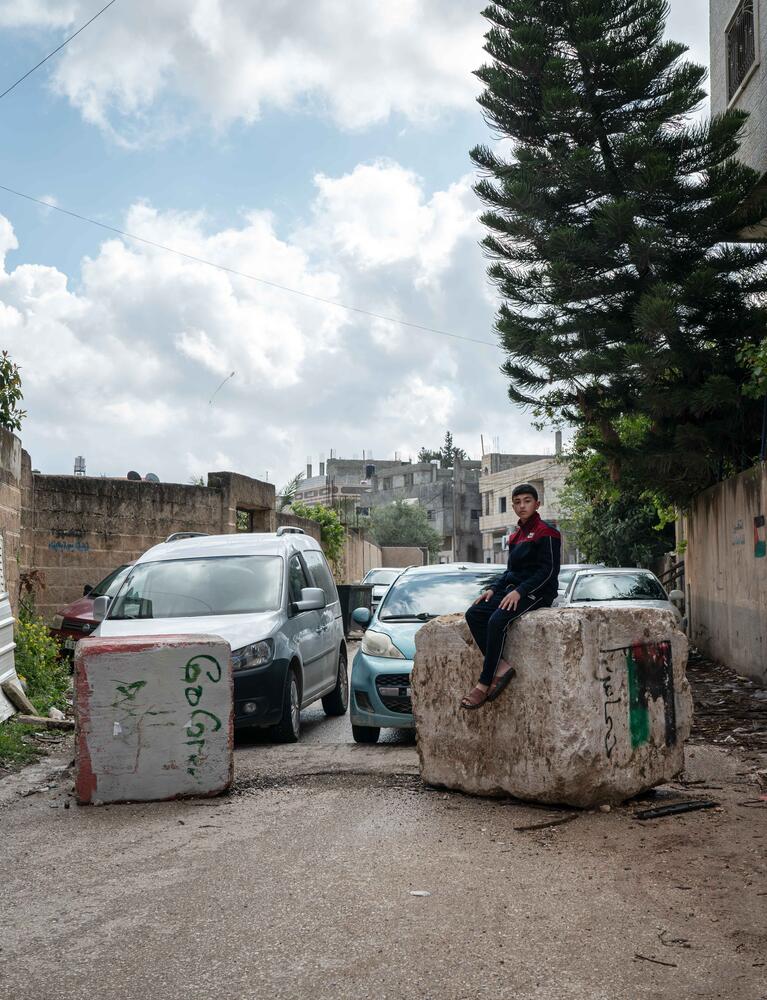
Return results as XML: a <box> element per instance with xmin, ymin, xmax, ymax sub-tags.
<box><xmin>145</xmin><ymin>473</ymin><xmax>160</xmax><ymax>483</ymax></box>
<box><xmin>127</xmin><ymin>470</ymin><xmax>141</xmax><ymax>481</ymax></box>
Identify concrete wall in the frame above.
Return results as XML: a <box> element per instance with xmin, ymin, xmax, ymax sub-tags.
<box><xmin>342</xmin><ymin>528</ymin><xmax>383</xmax><ymax>583</ymax></box>
<box><xmin>685</xmin><ymin>462</ymin><xmax>767</xmax><ymax>682</ymax></box>
<box><xmin>21</xmin><ymin>468</ymin><xmax>278</xmax><ymax>622</ymax></box>
<box><xmin>276</xmin><ymin>511</ymin><xmax>321</xmax><ymax>542</ymax></box>
<box><xmin>0</xmin><ymin>429</ymin><xmax>22</xmax><ymax>613</ymax></box>
<box><xmin>710</xmin><ymin>0</ymin><xmax>767</xmax><ymax>181</ymax></box>
<box><xmin>380</xmin><ymin>546</ymin><xmax>427</xmax><ymax>569</ymax></box>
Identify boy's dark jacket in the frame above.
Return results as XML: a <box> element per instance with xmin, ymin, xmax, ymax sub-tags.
<box><xmin>490</xmin><ymin>512</ymin><xmax>561</xmax><ymax>601</ymax></box>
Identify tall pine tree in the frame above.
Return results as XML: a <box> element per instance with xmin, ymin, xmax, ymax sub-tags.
<box><xmin>472</xmin><ymin>0</ymin><xmax>767</xmax><ymax>504</ymax></box>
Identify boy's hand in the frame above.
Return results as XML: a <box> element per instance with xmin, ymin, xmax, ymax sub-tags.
<box><xmin>473</xmin><ymin>589</ymin><xmax>495</xmax><ymax>605</ymax></box>
<box><xmin>499</xmin><ymin>590</ymin><xmax>521</xmax><ymax>611</ymax></box>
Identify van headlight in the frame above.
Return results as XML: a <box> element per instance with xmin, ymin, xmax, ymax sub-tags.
<box><xmin>361</xmin><ymin>630</ymin><xmax>405</xmax><ymax>659</ymax></box>
<box><xmin>232</xmin><ymin>639</ymin><xmax>273</xmax><ymax>671</ymax></box>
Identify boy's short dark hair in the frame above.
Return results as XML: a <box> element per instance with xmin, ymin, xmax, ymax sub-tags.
<box><xmin>512</xmin><ymin>483</ymin><xmax>539</xmax><ymax>501</ymax></box>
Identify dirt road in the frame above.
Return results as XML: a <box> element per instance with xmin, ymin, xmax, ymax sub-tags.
<box><xmin>1</xmin><ymin>648</ymin><xmax>765</xmax><ymax>1000</ymax></box>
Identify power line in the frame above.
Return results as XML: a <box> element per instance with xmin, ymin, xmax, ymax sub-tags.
<box><xmin>0</xmin><ymin>183</ymin><xmax>499</xmax><ymax>348</ymax></box>
<box><xmin>0</xmin><ymin>0</ymin><xmax>120</xmax><ymax>102</ymax></box>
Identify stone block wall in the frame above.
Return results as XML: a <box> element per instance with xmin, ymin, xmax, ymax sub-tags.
<box><xmin>20</xmin><ymin>465</ymin><xmax>279</xmax><ymax>622</ymax></box>
<box><xmin>0</xmin><ymin>429</ymin><xmax>22</xmax><ymax>611</ymax></box>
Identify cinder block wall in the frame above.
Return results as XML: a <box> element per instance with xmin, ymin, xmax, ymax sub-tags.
<box><xmin>685</xmin><ymin>463</ymin><xmax>767</xmax><ymax>682</ymax></box>
<box><xmin>23</xmin><ymin>475</ymin><xmax>227</xmax><ymax>621</ymax></box>
<box><xmin>21</xmin><ymin>468</ymin><xmax>280</xmax><ymax>622</ymax></box>
<box><xmin>0</xmin><ymin>428</ymin><xmax>22</xmax><ymax>611</ymax></box>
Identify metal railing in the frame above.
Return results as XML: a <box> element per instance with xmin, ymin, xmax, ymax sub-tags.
<box><xmin>727</xmin><ymin>0</ymin><xmax>756</xmax><ymax>101</ymax></box>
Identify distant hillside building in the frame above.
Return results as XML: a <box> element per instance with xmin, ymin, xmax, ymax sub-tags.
<box><xmin>294</xmin><ymin>455</ymin><xmax>483</xmax><ymax>563</ymax></box>
<box><xmin>479</xmin><ymin>445</ymin><xmax>576</xmax><ymax>563</ymax></box>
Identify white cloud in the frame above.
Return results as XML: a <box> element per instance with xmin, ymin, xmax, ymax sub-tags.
<box><xmin>0</xmin><ymin>160</ymin><xmax>558</xmax><ymax>485</ymax></box>
<box><xmin>306</xmin><ymin>161</ymin><xmax>480</xmax><ymax>289</ymax></box>
<box><xmin>1</xmin><ymin>0</ymin><xmax>483</xmax><ymax>140</ymax></box>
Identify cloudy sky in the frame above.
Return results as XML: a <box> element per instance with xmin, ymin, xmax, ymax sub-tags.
<box><xmin>0</xmin><ymin>0</ymin><xmax>709</xmax><ymax>486</ymax></box>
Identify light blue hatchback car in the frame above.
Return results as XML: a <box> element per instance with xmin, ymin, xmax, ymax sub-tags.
<box><xmin>349</xmin><ymin>562</ymin><xmax>501</xmax><ymax>743</ymax></box>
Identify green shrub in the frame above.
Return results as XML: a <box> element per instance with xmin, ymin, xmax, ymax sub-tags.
<box><xmin>14</xmin><ymin>611</ymin><xmax>70</xmax><ymax>715</ymax></box>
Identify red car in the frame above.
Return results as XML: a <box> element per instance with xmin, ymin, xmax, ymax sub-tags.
<box><xmin>50</xmin><ymin>564</ymin><xmax>132</xmax><ymax>654</ymax></box>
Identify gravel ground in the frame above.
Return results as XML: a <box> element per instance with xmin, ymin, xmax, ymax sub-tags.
<box><xmin>1</xmin><ymin>642</ymin><xmax>765</xmax><ymax>1000</ymax></box>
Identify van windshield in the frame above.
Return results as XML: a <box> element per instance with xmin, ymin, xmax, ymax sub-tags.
<box><xmin>109</xmin><ymin>556</ymin><xmax>283</xmax><ymax>619</ymax></box>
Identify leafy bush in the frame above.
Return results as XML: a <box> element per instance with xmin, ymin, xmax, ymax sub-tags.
<box><xmin>289</xmin><ymin>501</ymin><xmax>346</xmax><ymax>575</ymax></box>
<box><xmin>366</xmin><ymin>499</ymin><xmax>442</xmax><ymax>559</ymax></box>
<box><xmin>14</xmin><ymin>610</ymin><xmax>70</xmax><ymax>715</ymax></box>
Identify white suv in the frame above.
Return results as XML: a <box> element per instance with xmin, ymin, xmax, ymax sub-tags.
<box><xmin>93</xmin><ymin>528</ymin><xmax>347</xmax><ymax>742</ymax></box>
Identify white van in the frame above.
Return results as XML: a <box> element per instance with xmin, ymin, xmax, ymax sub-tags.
<box><xmin>94</xmin><ymin>529</ymin><xmax>347</xmax><ymax>742</ymax></box>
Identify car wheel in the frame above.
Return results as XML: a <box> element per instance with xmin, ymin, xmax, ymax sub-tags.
<box><xmin>272</xmin><ymin>668</ymin><xmax>301</xmax><ymax>743</ymax></box>
<box><xmin>321</xmin><ymin>647</ymin><xmax>348</xmax><ymax>717</ymax></box>
<box><xmin>352</xmin><ymin>724</ymin><xmax>380</xmax><ymax>744</ymax></box>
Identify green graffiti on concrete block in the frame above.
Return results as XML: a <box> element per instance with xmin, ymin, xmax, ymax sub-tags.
<box><xmin>626</xmin><ymin>652</ymin><xmax>650</xmax><ymax>749</ymax></box>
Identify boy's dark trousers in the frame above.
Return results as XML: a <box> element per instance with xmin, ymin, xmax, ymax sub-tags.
<box><xmin>465</xmin><ymin>591</ymin><xmax>552</xmax><ymax>686</ymax></box>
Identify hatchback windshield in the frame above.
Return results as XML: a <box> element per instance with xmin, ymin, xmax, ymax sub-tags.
<box><xmin>363</xmin><ymin>569</ymin><xmax>401</xmax><ymax>586</ymax></box>
<box><xmin>109</xmin><ymin>556</ymin><xmax>283</xmax><ymax>619</ymax></box>
<box><xmin>571</xmin><ymin>572</ymin><xmax>666</xmax><ymax>603</ymax></box>
<box><xmin>379</xmin><ymin>570</ymin><xmax>500</xmax><ymax>620</ymax></box>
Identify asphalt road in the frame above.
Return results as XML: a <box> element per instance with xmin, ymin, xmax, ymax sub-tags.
<box><xmin>236</xmin><ymin>639</ymin><xmax>417</xmax><ymax>747</ymax></box>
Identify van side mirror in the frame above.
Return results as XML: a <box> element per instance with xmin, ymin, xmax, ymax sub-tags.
<box><xmin>293</xmin><ymin>587</ymin><xmax>325</xmax><ymax>613</ymax></box>
<box><xmin>92</xmin><ymin>595</ymin><xmax>111</xmax><ymax>622</ymax></box>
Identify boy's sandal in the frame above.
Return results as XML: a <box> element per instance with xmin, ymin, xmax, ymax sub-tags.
<box><xmin>460</xmin><ymin>685</ymin><xmax>489</xmax><ymax>710</ymax></box>
<box><xmin>487</xmin><ymin>667</ymin><xmax>516</xmax><ymax>702</ymax></box>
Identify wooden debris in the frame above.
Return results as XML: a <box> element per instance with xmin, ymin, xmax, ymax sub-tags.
<box><xmin>635</xmin><ymin>799</ymin><xmax>718</xmax><ymax>820</ymax></box>
<box><xmin>513</xmin><ymin>814</ymin><xmax>580</xmax><ymax>832</ymax></box>
<box><xmin>1</xmin><ymin>678</ymin><xmax>36</xmax><ymax>715</ymax></box>
<box><xmin>15</xmin><ymin>714</ymin><xmax>74</xmax><ymax>731</ymax></box>
<box><xmin>634</xmin><ymin>953</ymin><xmax>678</xmax><ymax>968</ymax></box>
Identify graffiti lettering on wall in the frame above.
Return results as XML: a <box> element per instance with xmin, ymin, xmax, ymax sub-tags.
<box><xmin>732</xmin><ymin>518</ymin><xmax>746</xmax><ymax>546</ymax></box>
<box><xmin>755</xmin><ymin>515</ymin><xmax>766</xmax><ymax>559</ymax></box>
<box><xmin>597</xmin><ymin>641</ymin><xmax>677</xmax><ymax>757</ymax></box>
<box><xmin>110</xmin><ymin>678</ymin><xmax>172</xmax><ymax>772</ymax></box>
<box><xmin>52</xmin><ymin>529</ymin><xmax>86</xmax><ymax>539</ymax></box>
<box><xmin>48</xmin><ymin>540</ymin><xmax>89</xmax><ymax>554</ymax></box>
<box><xmin>596</xmin><ymin>660</ymin><xmax>621</xmax><ymax>758</ymax></box>
<box><xmin>182</xmin><ymin>654</ymin><xmax>223</xmax><ymax>778</ymax></box>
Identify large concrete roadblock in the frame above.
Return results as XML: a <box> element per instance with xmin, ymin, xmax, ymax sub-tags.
<box><xmin>411</xmin><ymin>608</ymin><xmax>692</xmax><ymax>808</ymax></box>
<box><xmin>74</xmin><ymin>635</ymin><xmax>233</xmax><ymax>805</ymax></box>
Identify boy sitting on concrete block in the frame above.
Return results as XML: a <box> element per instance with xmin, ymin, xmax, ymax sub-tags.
<box><xmin>462</xmin><ymin>483</ymin><xmax>560</xmax><ymax>709</ymax></box>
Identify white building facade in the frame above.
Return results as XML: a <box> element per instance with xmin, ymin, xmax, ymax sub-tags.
<box><xmin>478</xmin><ymin>454</ymin><xmax>576</xmax><ymax>564</ymax></box>
<box><xmin>710</xmin><ymin>0</ymin><xmax>767</xmax><ymax>231</ymax></box>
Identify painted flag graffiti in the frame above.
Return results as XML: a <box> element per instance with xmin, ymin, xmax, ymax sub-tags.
<box><xmin>625</xmin><ymin>641</ymin><xmax>677</xmax><ymax>749</ymax></box>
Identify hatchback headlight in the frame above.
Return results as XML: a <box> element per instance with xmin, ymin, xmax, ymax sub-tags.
<box><xmin>361</xmin><ymin>630</ymin><xmax>405</xmax><ymax>659</ymax></box>
<box><xmin>232</xmin><ymin>639</ymin><xmax>273</xmax><ymax>671</ymax></box>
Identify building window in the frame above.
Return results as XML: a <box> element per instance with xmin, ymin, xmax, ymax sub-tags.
<box><xmin>404</xmin><ymin>474</ymin><xmax>413</xmax><ymax>487</ymax></box>
<box><xmin>383</xmin><ymin>477</ymin><xmax>393</xmax><ymax>490</ymax></box>
<box><xmin>499</xmin><ymin>496</ymin><xmax>507</xmax><ymax>514</ymax></box>
<box><xmin>727</xmin><ymin>0</ymin><xmax>756</xmax><ymax>100</ymax></box>
<box><xmin>426</xmin><ymin>509</ymin><xmax>435</xmax><ymax>521</ymax></box>
<box><xmin>471</xmin><ymin>509</ymin><xmax>480</xmax><ymax>521</ymax></box>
